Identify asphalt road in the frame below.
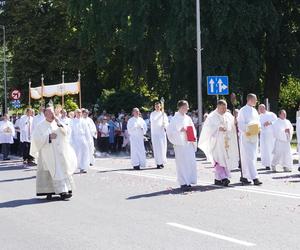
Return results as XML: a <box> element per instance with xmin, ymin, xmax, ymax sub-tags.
<box><xmin>0</xmin><ymin>155</ymin><xmax>299</xmax><ymax>250</ymax></box>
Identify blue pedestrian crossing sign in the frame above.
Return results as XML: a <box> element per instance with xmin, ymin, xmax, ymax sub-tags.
<box><xmin>207</xmin><ymin>76</ymin><xmax>229</xmax><ymax>95</ymax></box>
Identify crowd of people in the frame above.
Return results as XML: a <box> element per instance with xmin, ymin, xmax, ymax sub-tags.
<box><xmin>0</xmin><ymin>93</ymin><xmax>300</xmax><ymax>199</ymax></box>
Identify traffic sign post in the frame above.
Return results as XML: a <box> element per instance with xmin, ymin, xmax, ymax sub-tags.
<box><xmin>207</xmin><ymin>76</ymin><xmax>229</xmax><ymax>95</ymax></box>
<box><xmin>11</xmin><ymin>89</ymin><xmax>21</xmax><ymax>100</ymax></box>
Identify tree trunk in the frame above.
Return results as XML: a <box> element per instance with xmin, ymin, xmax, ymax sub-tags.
<box><xmin>264</xmin><ymin>61</ymin><xmax>281</xmax><ymax>112</ymax></box>
<box><xmin>264</xmin><ymin>34</ymin><xmax>281</xmax><ymax>112</ymax></box>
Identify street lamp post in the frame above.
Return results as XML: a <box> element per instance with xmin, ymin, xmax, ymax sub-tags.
<box><xmin>0</xmin><ymin>25</ymin><xmax>7</xmax><ymax>114</ymax></box>
<box><xmin>196</xmin><ymin>0</ymin><xmax>203</xmax><ymax>128</ymax></box>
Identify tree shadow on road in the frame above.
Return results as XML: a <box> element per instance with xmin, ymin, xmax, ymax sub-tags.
<box><xmin>0</xmin><ymin>176</ymin><xmax>36</xmax><ymax>183</ymax></box>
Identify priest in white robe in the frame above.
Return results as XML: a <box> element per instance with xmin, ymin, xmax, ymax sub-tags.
<box><xmin>0</xmin><ymin>114</ymin><xmax>15</xmax><ymax>160</ymax></box>
<box><xmin>82</xmin><ymin>109</ymin><xmax>97</xmax><ymax>166</ymax></box>
<box><xmin>127</xmin><ymin>108</ymin><xmax>147</xmax><ymax>170</ymax></box>
<box><xmin>167</xmin><ymin>100</ymin><xmax>197</xmax><ymax>192</ymax></box>
<box><xmin>70</xmin><ymin>109</ymin><xmax>91</xmax><ymax>173</ymax></box>
<box><xmin>258</xmin><ymin>104</ymin><xmax>277</xmax><ymax>170</ymax></box>
<box><xmin>199</xmin><ymin>100</ymin><xmax>239</xmax><ymax>186</ymax></box>
<box><xmin>30</xmin><ymin>107</ymin><xmax>77</xmax><ymax>200</ymax></box>
<box><xmin>237</xmin><ymin>94</ymin><xmax>262</xmax><ymax>185</ymax></box>
<box><xmin>150</xmin><ymin>101</ymin><xmax>169</xmax><ymax>169</ymax></box>
<box><xmin>271</xmin><ymin>110</ymin><xmax>294</xmax><ymax>172</ymax></box>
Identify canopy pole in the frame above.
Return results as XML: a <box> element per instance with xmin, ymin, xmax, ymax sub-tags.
<box><xmin>28</xmin><ymin>79</ymin><xmax>31</xmax><ymax>107</ymax></box>
<box><xmin>41</xmin><ymin>74</ymin><xmax>44</xmax><ymax>105</ymax></box>
<box><xmin>62</xmin><ymin>71</ymin><xmax>65</xmax><ymax>107</ymax></box>
<box><xmin>78</xmin><ymin>70</ymin><xmax>82</xmax><ymax>109</ymax></box>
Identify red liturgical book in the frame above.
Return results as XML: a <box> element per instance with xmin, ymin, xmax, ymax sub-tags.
<box><xmin>186</xmin><ymin>126</ymin><xmax>196</xmax><ymax>142</ymax></box>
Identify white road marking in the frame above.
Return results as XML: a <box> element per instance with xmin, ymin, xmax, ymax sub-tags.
<box><xmin>96</xmin><ymin>167</ymin><xmax>300</xmax><ymax>199</ymax></box>
<box><xmin>167</xmin><ymin>222</ymin><xmax>256</xmax><ymax>247</ymax></box>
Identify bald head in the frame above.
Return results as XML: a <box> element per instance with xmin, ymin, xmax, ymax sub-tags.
<box><xmin>247</xmin><ymin>93</ymin><xmax>257</xmax><ymax>107</ymax></box>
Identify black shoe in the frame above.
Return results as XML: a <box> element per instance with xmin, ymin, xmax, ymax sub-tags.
<box><xmin>298</xmin><ymin>167</ymin><xmax>300</xmax><ymax>172</ymax></box>
<box><xmin>46</xmin><ymin>194</ymin><xmax>52</xmax><ymax>200</ymax></box>
<box><xmin>222</xmin><ymin>178</ymin><xmax>230</xmax><ymax>187</ymax></box>
<box><xmin>253</xmin><ymin>179</ymin><xmax>262</xmax><ymax>186</ymax></box>
<box><xmin>60</xmin><ymin>192</ymin><xmax>72</xmax><ymax>200</ymax></box>
<box><xmin>265</xmin><ymin>166</ymin><xmax>271</xmax><ymax>170</ymax></box>
<box><xmin>180</xmin><ymin>185</ymin><xmax>192</xmax><ymax>192</ymax></box>
<box><xmin>80</xmin><ymin>169</ymin><xmax>87</xmax><ymax>174</ymax></box>
<box><xmin>214</xmin><ymin>179</ymin><xmax>223</xmax><ymax>186</ymax></box>
<box><xmin>157</xmin><ymin>164</ymin><xmax>164</xmax><ymax>169</ymax></box>
<box><xmin>133</xmin><ymin>165</ymin><xmax>140</xmax><ymax>170</ymax></box>
<box><xmin>3</xmin><ymin>158</ymin><xmax>10</xmax><ymax>161</ymax></box>
<box><xmin>240</xmin><ymin>177</ymin><xmax>251</xmax><ymax>185</ymax></box>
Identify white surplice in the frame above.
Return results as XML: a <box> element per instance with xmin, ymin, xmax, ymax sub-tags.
<box><xmin>167</xmin><ymin>112</ymin><xmax>197</xmax><ymax>186</ymax></box>
<box><xmin>199</xmin><ymin>110</ymin><xmax>239</xmax><ymax>180</ymax></box>
<box><xmin>30</xmin><ymin>120</ymin><xmax>77</xmax><ymax>195</ymax></box>
<box><xmin>271</xmin><ymin>118</ymin><xmax>294</xmax><ymax>171</ymax></box>
<box><xmin>84</xmin><ymin>117</ymin><xmax>97</xmax><ymax>165</ymax></box>
<box><xmin>0</xmin><ymin>120</ymin><xmax>15</xmax><ymax>144</ymax></box>
<box><xmin>259</xmin><ymin>111</ymin><xmax>277</xmax><ymax>167</ymax></box>
<box><xmin>150</xmin><ymin>111</ymin><xmax>169</xmax><ymax>165</ymax></box>
<box><xmin>237</xmin><ymin>105</ymin><xmax>260</xmax><ymax>180</ymax></box>
<box><xmin>127</xmin><ymin>116</ymin><xmax>147</xmax><ymax>168</ymax></box>
<box><xmin>70</xmin><ymin>118</ymin><xmax>90</xmax><ymax>171</ymax></box>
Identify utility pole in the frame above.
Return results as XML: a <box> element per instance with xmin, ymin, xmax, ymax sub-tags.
<box><xmin>196</xmin><ymin>0</ymin><xmax>203</xmax><ymax>127</ymax></box>
<box><xmin>0</xmin><ymin>25</ymin><xmax>7</xmax><ymax>114</ymax></box>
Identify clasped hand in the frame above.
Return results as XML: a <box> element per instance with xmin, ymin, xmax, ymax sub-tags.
<box><xmin>50</xmin><ymin>133</ymin><xmax>57</xmax><ymax>140</ymax></box>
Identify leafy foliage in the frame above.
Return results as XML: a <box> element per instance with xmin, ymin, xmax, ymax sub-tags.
<box><xmin>1</xmin><ymin>0</ymin><xmax>300</xmax><ymax>115</ymax></box>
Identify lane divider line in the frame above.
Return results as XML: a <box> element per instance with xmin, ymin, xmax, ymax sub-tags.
<box><xmin>167</xmin><ymin>222</ymin><xmax>256</xmax><ymax>247</ymax></box>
